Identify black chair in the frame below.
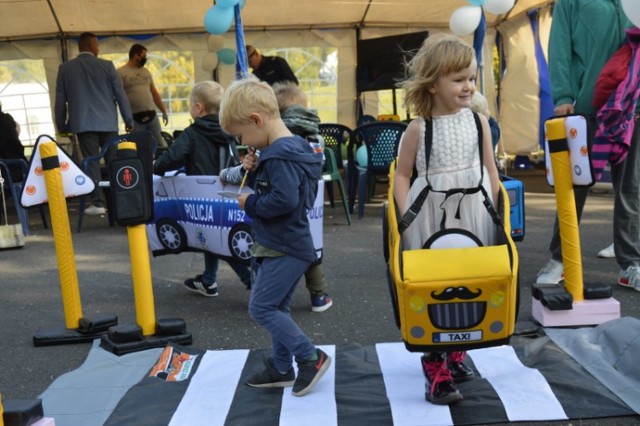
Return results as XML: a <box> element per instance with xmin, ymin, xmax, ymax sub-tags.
<box><xmin>349</xmin><ymin>122</ymin><xmax>407</xmax><ymax>218</ymax></box>
<box><xmin>77</xmin><ymin>131</ymin><xmax>155</xmax><ymax>232</ymax></box>
<box><xmin>318</xmin><ymin>123</ymin><xmax>351</xmax><ymax>207</ymax></box>
<box><xmin>0</xmin><ymin>158</ymin><xmax>48</xmax><ymax>236</ymax></box>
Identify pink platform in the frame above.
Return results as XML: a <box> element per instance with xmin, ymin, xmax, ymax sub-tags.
<box><xmin>32</xmin><ymin>418</ymin><xmax>56</xmax><ymax>426</ymax></box>
<box><xmin>532</xmin><ymin>297</ymin><xmax>620</xmax><ymax>327</ymax></box>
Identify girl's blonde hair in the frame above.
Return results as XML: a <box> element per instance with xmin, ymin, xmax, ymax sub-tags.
<box><xmin>219</xmin><ymin>76</ymin><xmax>280</xmax><ymax>131</ymax></box>
<box><xmin>190</xmin><ymin>81</ymin><xmax>224</xmax><ymax>115</ymax></box>
<box><xmin>400</xmin><ymin>33</ymin><xmax>475</xmax><ymax>119</ymax></box>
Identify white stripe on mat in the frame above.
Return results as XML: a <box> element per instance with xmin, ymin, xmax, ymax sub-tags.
<box><xmin>376</xmin><ymin>343</ymin><xmax>454</xmax><ymax>426</ymax></box>
<box><xmin>469</xmin><ymin>345</ymin><xmax>568</xmax><ymax>422</ymax></box>
<box><xmin>280</xmin><ymin>345</ymin><xmax>337</xmax><ymax>426</ymax></box>
<box><xmin>169</xmin><ymin>349</ymin><xmax>250</xmax><ymax>426</ymax></box>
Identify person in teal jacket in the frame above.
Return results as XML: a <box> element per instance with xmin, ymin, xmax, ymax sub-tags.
<box><xmin>536</xmin><ymin>0</ymin><xmax>640</xmax><ymax>293</ymax></box>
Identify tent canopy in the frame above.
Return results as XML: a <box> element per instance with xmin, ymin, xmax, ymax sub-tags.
<box><xmin>1</xmin><ymin>0</ymin><xmax>550</xmax><ymax>40</ymax></box>
<box><xmin>0</xmin><ymin>0</ymin><xmax>554</xmax><ymax>155</ymax></box>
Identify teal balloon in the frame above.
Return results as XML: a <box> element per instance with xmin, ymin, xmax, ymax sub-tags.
<box><xmin>468</xmin><ymin>0</ymin><xmax>485</xmax><ymax>5</ymax></box>
<box><xmin>204</xmin><ymin>5</ymin><xmax>234</xmax><ymax>35</ymax></box>
<box><xmin>217</xmin><ymin>0</ymin><xmax>239</xmax><ymax>7</ymax></box>
<box><xmin>217</xmin><ymin>48</ymin><xmax>237</xmax><ymax>65</ymax></box>
<box><xmin>239</xmin><ymin>0</ymin><xmax>246</xmax><ymax>9</ymax></box>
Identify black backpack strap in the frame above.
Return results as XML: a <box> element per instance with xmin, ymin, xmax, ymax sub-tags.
<box><xmin>472</xmin><ymin>111</ymin><xmax>484</xmax><ymax>186</ymax></box>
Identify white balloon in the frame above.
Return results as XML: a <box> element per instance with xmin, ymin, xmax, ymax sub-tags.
<box><xmin>449</xmin><ymin>6</ymin><xmax>482</xmax><ymax>37</ymax></box>
<box><xmin>483</xmin><ymin>0</ymin><xmax>515</xmax><ymax>15</ymax></box>
<box><xmin>201</xmin><ymin>53</ymin><xmax>219</xmax><ymax>72</ymax></box>
<box><xmin>207</xmin><ymin>34</ymin><xmax>225</xmax><ymax>52</ymax></box>
<box><xmin>622</xmin><ymin>0</ymin><xmax>640</xmax><ymax>29</ymax></box>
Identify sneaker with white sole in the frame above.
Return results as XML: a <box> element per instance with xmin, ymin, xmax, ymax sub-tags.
<box><xmin>597</xmin><ymin>243</ymin><xmax>615</xmax><ymax>259</ymax></box>
<box><xmin>183</xmin><ymin>275</ymin><xmax>218</xmax><ymax>297</ymax></box>
<box><xmin>311</xmin><ymin>293</ymin><xmax>333</xmax><ymax>312</ymax></box>
<box><xmin>618</xmin><ymin>266</ymin><xmax>640</xmax><ymax>292</ymax></box>
<box><xmin>85</xmin><ymin>205</ymin><xmax>106</xmax><ymax>215</ymax></box>
<box><xmin>292</xmin><ymin>349</ymin><xmax>331</xmax><ymax>397</ymax></box>
<box><xmin>536</xmin><ymin>259</ymin><xmax>564</xmax><ymax>284</ymax></box>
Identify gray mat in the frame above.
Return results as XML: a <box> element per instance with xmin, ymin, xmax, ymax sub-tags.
<box><xmin>545</xmin><ymin>316</ymin><xmax>640</xmax><ymax>414</ymax></box>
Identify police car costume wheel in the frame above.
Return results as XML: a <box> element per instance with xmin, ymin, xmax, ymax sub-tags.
<box><xmin>228</xmin><ymin>223</ymin><xmax>253</xmax><ymax>262</ymax></box>
<box><xmin>156</xmin><ymin>219</ymin><xmax>187</xmax><ymax>253</ymax></box>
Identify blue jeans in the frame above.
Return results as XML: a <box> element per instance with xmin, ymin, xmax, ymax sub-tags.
<box><xmin>249</xmin><ymin>255</ymin><xmax>315</xmax><ymax>373</ymax></box>
<box><xmin>203</xmin><ymin>252</ymin><xmax>251</xmax><ymax>287</ymax></box>
<box><xmin>133</xmin><ymin>115</ymin><xmax>166</xmax><ymax>150</ymax></box>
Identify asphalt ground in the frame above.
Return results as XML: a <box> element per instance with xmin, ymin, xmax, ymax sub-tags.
<box><xmin>1</xmin><ymin>167</ymin><xmax>639</xmax><ymax>425</ymax></box>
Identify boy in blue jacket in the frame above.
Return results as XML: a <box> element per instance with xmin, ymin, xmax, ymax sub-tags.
<box><xmin>219</xmin><ymin>77</ymin><xmax>331</xmax><ymax>396</ymax></box>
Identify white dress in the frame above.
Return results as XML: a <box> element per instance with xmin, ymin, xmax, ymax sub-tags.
<box><xmin>401</xmin><ymin>108</ymin><xmax>496</xmax><ymax>250</ymax></box>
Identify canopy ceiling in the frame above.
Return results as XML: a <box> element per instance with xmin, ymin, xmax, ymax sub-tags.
<box><xmin>1</xmin><ymin>0</ymin><xmax>551</xmax><ymax>40</ymax></box>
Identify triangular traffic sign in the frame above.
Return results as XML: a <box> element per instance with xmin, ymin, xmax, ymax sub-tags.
<box><xmin>21</xmin><ymin>137</ymin><xmax>95</xmax><ymax>207</ymax></box>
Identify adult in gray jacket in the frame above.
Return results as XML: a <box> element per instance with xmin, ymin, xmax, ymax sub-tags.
<box><xmin>55</xmin><ymin>32</ymin><xmax>133</xmax><ymax>215</ymax></box>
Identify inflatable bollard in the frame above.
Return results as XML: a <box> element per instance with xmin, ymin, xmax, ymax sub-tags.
<box><xmin>532</xmin><ymin>116</ymin><xmax>620</xmax><ymax>326</ymax></box>
<box><xmin>101</xmin><ymin>141</ymin><xmax>191</xmax><ymax>355</ymax></box>
<box><xmin>33</xmin><ymin>141</ymin><xmax>117</xmax><ymax>346</ymax></box>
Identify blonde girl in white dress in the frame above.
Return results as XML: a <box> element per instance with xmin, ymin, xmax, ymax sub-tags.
<box><xmin>394</xmin><ymin>34</ymin><xmax>501</xmax><ymax>405</ymax></box>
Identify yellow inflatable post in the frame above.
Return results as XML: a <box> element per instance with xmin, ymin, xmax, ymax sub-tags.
<box><xmin>546</xmin><ymin>118</ymin><xmax>583</xmax><ymax>302</ymax></box>
<box><xmin>40</xmin><ymin>142</ymin><xmax>84</xmax><ymax>328</ymax></box>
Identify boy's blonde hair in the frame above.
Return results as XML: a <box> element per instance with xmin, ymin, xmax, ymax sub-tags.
<box><xmin>400</xmin><ymin>33</ymin><xmax>475</xmax><ymax>119</ymax></box>
<box><xmin>219</xmin><ymin>77</ymin><xmax>280</xmax><ymax>130</ymax></box>
<box><xmin>191</xmin><ymin>81</ymin><xmax>224</xmax><ymax>115</ymax></box>
<box><xmin>272</xmin><ymin>81</ymin><xmax>307</xmax><ymax>112</ymax></box>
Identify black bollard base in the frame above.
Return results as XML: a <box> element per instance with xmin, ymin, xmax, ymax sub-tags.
<box><xmin>33</xmin><ymin>314</ymin><xmax>118</xmax><ymax>346</ymax></box>
<box><xmin>100</xmin><ymin>318</ymin><xmax>192</xmax><ymax>355</ymax></box>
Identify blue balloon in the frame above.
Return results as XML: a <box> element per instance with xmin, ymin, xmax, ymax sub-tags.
<box><xmin>204</xmin><ymin>5</ymin><xmax>234</xmax><ymax>35</ymax></box>
<box><xmin>217</xmin><ymin>48</ymin><xmax>237</xmax><ymax>65</ymax></box>
<box><xmin>217</xmin><ymin>0</ymin><xmax>239</xmax><ymax>7</ymax></box>
<box><xmin>467</xmin><ymin>0</ymin><xmax>485</xmax><ymax>5</ymax></box>
<box><xmin>356</xmin><ymin>145</ymin><xmax>368</xmax><ymax>167</ymax></box>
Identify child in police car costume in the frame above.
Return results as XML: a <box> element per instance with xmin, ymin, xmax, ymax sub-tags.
<box><xmin>153</xmin><ymin>81</ymin><xmax>251</xmax><ymax>295</ymax></box>
<box><xmin>394</xmin><ymin>34</ymin><xmax>500</xmax><ymax>404</ymax></box>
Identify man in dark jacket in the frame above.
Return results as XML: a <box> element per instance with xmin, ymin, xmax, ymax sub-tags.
<box><xmin>246</xmin><ymin>45</ymin><xmax>298</xmax><ymax>86</ymax></box>
<box><xmin>154</xmin><ymin>81</ymin><xmax>251</xmax><ymax>296</ymax></box>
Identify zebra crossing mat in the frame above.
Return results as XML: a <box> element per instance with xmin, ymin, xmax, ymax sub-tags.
<box><xmin>40</xmin><ymin>318</ymin><xmax>640</xmax><ymax>425</ymax></box>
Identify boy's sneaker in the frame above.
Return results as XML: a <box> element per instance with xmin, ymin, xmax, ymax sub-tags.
<box><xmin>447</xmin><ymin>351</ymin><xmax>474</xmax><ymax>383</ymax></box>
<box><xmin>292</xmin><ymin>348</ymin><xmax>332</xmax><ymax>396</ymax></box>
<box><xmin>183</xmin><ymin>275</ymin><xmax>218</xmax><ymax>297</ymax></box>
<box><xmin>618</xmin><ymin>266</ymin><xmax>640</xmax><ymax>292</ymax></box>
<box><xmin>245</xmin><ymin>357</ymin><xmax>295</xmax><ymax>388</ymax></box>
<box><xmin>536</xmin><ymin>259</ymin><xmax>564</xmax><ymax>284</ymax></box>
<box><xmin>311</xmin><ymin>293</ymin><xmax>333</xmax><ymax>312</ymax></box>
<box><xmin>421</xmin><ymin>354</ymin><xmax>463</xmax><ymax>405</ymax></box>
<box><xmin>85</xmin><ymin>205</ymin><xmax>106</xmax><ymax>215</ymax></box>
<box><xmin>598</xmin><ymin>243</ymin><xmax>615</xmax><ymax>259</ymax></box>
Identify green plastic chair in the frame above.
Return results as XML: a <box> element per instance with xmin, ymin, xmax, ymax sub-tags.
<box><xmin>322</xmin><ymin>147</ymin><xmax>351</xmax><ymax>225</ymax></box>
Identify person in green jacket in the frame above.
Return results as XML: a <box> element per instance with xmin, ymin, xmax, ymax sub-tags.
<box><xmin>536</xmin><ymin>0</ymin><xmax>640</xmax><ymax>292</ymax></box>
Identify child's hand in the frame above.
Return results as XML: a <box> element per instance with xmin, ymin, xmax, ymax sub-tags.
<box><xmin>238</xmin><ymin>193</ymin><xmax>249</xmax><ymax>209</ymax></box>
<box><xmin>243</xmin><ymin>150</ymin><xmax>257</xmax><ymax>172</ymax></box>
